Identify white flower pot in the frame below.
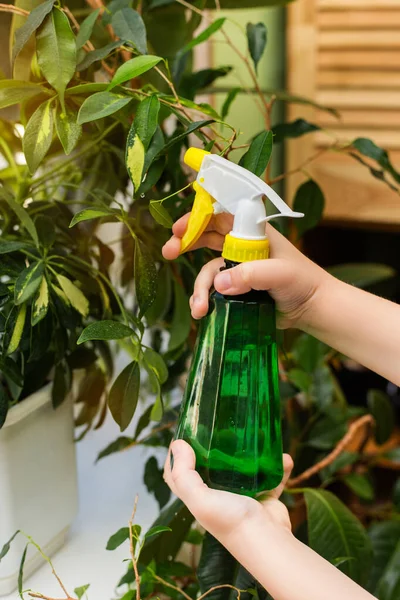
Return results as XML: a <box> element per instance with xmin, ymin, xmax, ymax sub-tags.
<box><xmin>0</xmin><ymin>383</ymin><xmax>78</xmax><ymax>596</ymax></box>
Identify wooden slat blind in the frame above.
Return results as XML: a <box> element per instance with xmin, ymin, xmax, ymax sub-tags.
<box><xmin>286</xmin><ymin>0</ymin><xmax>400</xmax><ymax>225</ymax></box>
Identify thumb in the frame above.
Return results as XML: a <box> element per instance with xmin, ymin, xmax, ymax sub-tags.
<box><xmin>214</xmin><ymin>259</ymin><xmax>293</xmax><ymax>295</ymax></box>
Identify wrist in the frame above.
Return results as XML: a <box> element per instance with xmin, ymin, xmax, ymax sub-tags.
<box><xmin>298</xmin><ymin>269</ymin><xmax>339</xmax><ymax>334</ymax></box>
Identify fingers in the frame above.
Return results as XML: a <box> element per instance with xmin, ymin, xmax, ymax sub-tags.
<box><xmin>190</xmin><ymin>257</ymin><xmax>225</xmax><ymax>319</ymax></box>
<box><xmin>214</xmin><ymin>258</ymin><xmax>295</xmax><ymax>296</ymax></box>
<box><xmin>162</xmin><ymin>235</ymin><xmax>182</xmax><ymax>260</ymax></box>
<box><xmin>164</xmin><ymin>440</ymin><xmax>208</xmax><ymax>513</ymax></box>
<box><xmin>269</xmin><ymin>454</ymin><xmax>294</xmax><ymax>499</ymax></box>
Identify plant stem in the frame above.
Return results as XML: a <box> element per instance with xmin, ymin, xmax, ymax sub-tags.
<box><xmin>0</xmin><ymin>3</ymin><xmax>28</xmax><ymax>15</ymax></box>
<box><xmin>152</xmin><ymin>574</ymin><xmax>192</xmax><ymax>600</ymax></box>
<box><xmin>129</xmin><ymin>495</ymin><xmax>141</xmax><ymax>600</ymax></box>
<box><xmin>269</xmin><ymin>147</ymin><xmax>331</xmax><ymax>186</ymax></box>
<box><xmin>198</xmin><ymin>585</ymin><xmax>243</xmax><ymax>599</ymax></box>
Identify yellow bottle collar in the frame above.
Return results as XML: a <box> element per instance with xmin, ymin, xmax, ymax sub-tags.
<box><xmin>222</xmin><ymin>234</ymin><xmax>270</xmax><ymax>263</ymax></box>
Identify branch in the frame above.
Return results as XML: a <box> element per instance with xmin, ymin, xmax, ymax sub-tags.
<box><xmin>287</xmin><ymin>415</ymin><xmax>375</xmax><ymax>488</ymax></box>
<box><xmin>152</xmin><ymin>574</ymin><xmax>192</xmax><ymax>600</ymax></box>
<box><xmin>129</xmin><ymin>495</ymin><xmax>141</xmax><ymax>600</ymax></box>
<box><xmin>198</xmin><ymin>585</ymin><xmax>244</xmax><ymax>599</ymax></box>
<box><xmin>269</xmin><ymin>147</ymin><xmax>331</xmax><ymax>185</ymax></box>
<box><xmin>0</xmin><ymin>3</ymin><xmax>29</xmax><ymax>16</ymax></box>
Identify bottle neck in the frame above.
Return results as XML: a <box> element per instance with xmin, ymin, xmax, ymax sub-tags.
<box><xmin>219</xmin><ymin>260</ymin><xmax>274</xmax><ymax>305</ymax></box>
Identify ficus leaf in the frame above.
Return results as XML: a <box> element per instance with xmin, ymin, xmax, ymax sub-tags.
<box><xmin>135</xmin><ymin>95</ymin><xmax>160</xmax><ymax>150</ymax></box>
<box><xmin>145</xmin><ymin>525</ymin><xmax>172</xmax><ymax>539</ymax></box>
<box><xmin>246</xmin><ymin>22</ymin><xmax>267</xmax><ymax>73</ymax></box>
<box><xmin>168</xmin><ymin>280</ymin><xmax>191</xmax><ymax>352</ymax></box>
<box><xmin>14</xmin><ymin>261</ymin><xmax>44</xmax><ymax>305</ymax></box>
<box><xmin>293</xmin><ymin>179</ymin><xmax>325</xmax><ymax>238</ymax></box>
<box><xmin>36</xmin><ymin>8</ymin><xmax>76</xmax><ymax>109</ymax></box>
<box><xmin>56</xmin><ymin>274</ymin><xmax>89</xmax><ymax>317</ymax></box>
<box><xmin>12</xmin><ymin>0</ymin><xmax>55</xmax><ymax>65</ymax></box>
<box><xmin>74</xmin><ymin>584</ymin><xmax>90</xmax><ymax>600</ymax></box>
<box><xmin>23</xmin><ymin>99</ymin><xmax>54</xmax><ymax>174</ymax></box>
<box><xmin>55</xmin><ymin>107</ymin><xmax>82</xmax><ymax>155</ymax></box>
<box><xmin>273</xmin><ymin>118</ymin><xmax>321</xmax><ymax>144</ymax></box>
<box><xmin>31</xmin><ymin>276</ymin><xmax>49</xmax><ymax>326</ymax></box>
<box><xmin>108</xmin><ymin>55</ymin><xmax>162</xmax><ymax>90</ymax></box>
<box><xmin>126</xmin><ymin>123</ymin><xmax>145</xmax><ymax>193</ymax></box>
<box><xmin>367</xmin><ymin>389</ymin><xmax>394</xmax><ymax>445</ymax></box>
<box><xmin>144</xmin><ymin>456</ymin><xmax>171</xmax><ymax>509</ymax></box>
<box><xmin>18</xmin><ymin>544</ymin><xmax>28</xmax><ymax>598</ymax></box>
<box><xmin>0</xmin><ymin>530</ymin><xmax>20</xmax><ymax>560</ymax></box>
<box><xmin>77</xmin><ymin>40</ymin><xmax>123</xmax><ymax>71</ymax></box>
<box><xmin>77</xmin><ymin>91</ymin><xmax>131</xmax><ymax>125</ymax></box>
<box><xmin>221</xmin><ymin>87</ymin><xmax>240</xmax><ymax>120</ymax></box>
<box><xmin>353</xmin><ymin>137</ymin><xmax>400</xmax><ymax>185</ymax></box>
<box><xmin>96</xmin><ymin>436</ymin><xmax>132</xmax><ymax>462</ymax></box>
<box><xmin>144</xmin><ymin>348</ymin><xmax>168</xmax><ymax>384</ymax></box>
<box><xmin>76</xmin><ymin>9</ymin><xmax>100</xmax><ymax>49</ymax></box>
<box><xmin>112</xmin><ymin>7</ymin><xmax>147</xmax><ymax>54</ymax></box>
<box><xmin>108</xmin><ymin>360</ymin><xmax>140</xmax><ymax>431</ymax></box>
<box><xmin>106</xmin><ymin>527</ymin><xmax>130</xmax><ymax>550</ymax></box>
<box><xmin>181</xmin><ymin>18</ymin><xmax>225</xmax><ymax>54</ymax></box>
<box><xmin>78</xmin><ymin>320</ymin><xmax>133</xmax><ymax>344</ymax></box>
<box><xmin>134</xmin><ymin>239</ymin><xmax>158</xmax><ymax>318</ymax></box>
<box><xmin>342</xmin><ymin>473</ymin><xmax>375</xmax><ymax>502</ymax></box>
<box><xmin>239</xmin><ymin>130</ymin><xmax>273</xmax><ymax>177</ymax></box>
<box><xmin>162</xmin><ymin>119</ymin><xmax>215</xmax><ymax>153</ymax></box>
<box><xmin>149</xmin><ymin>201</ymin><xmax>173</xmax><ymax>228</ymax></box>
<box><xmin>0</xmin><ymin>80</ymin><xmax>50</xmax><ymax>109</ymax></box>
<box><xmin>70</xmin><ymin>207</ymin><xmax>116</xmax><ymax>227</ymax></box>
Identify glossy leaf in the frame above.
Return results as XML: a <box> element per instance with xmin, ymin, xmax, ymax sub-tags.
<box><xmin>23</xmin><ymin>99</ymin><xmax>54</xmax><ymax>174</ymax></box>
<box><xmin>6</xmin><ymin>304</ymin><xmax>27</xmax><ymax>355</ymax></box>
<box><xmin>353</xmin><ymin>137</ymin><xmax>400</xmax><ymax>185</ymax></box>
<box><xmin>149</xmin><ymin>201</ymin><xmax>173</xmax><ymax>228</ymax></box>
<box><xmin>304</xmin><ymin>488</ymin><xmax>372</xmax><ymax>584</ymax></box>
<box><xmin>18</xmin><ymin>544</ymin><xmax>28</xmax><ymax>598</ymax></box>
<box><xmin>74</xmin><ymin>584</ymin><xmax>90</xmax><ymax>600</ymax></box>
<box><xmin>35</xmin><ymin>214</ymin><xmax>55</xmax><ymax>250</ymax></box>
<box><xmin>342</xmin><ymin>474</ymin><xmax>374</xmax><ymax>501</ymax></box>
<box><xmin>55</xmin><ymin>107</ymin><xmax>82</xmax><ymax>155</ymax></box>
<box><xmin>144</xmin><ymin>456</ymin><xmax>171</xmax><ymax>509</ymax></box>
<box><xmin>327</xmin><ymin>263</ymin><xmax>395</xmax><ymax>289</ymax></box>
<box><xmin>109</xmin><ymin>55</ymin><xmax>163</xmax><ymax>90</ymax></box>
<box><xmin>0</xmin><ymin>530</ymin><xmax>20</xmax><ymax>560</ymax></box>
<box><xmin>96</xmin><ymin>436</ymin><xmax>133</xmax><ymax>462</ymax></box>
<box><xmin>145</xmin><ymin>265</ymin><xmax>171</xmax><ymax>327</ymax></box>
<box><xmin>76</xmin><ymin>9</ymin><xmax>100</xmax><ymax>49</ymax></box>
<box><xmin>0</xmin><ymin>80</ymin><xmax>50</xmax><ymax>109</ymax></box>
<box><xmin>367</xmin><ymin>389</ymin><xmax>394</xmax><ymax>445</ymax></box>
<box><xmin>69</xmin><ymin>207</ymin><xmax>116</xmax><ymax>227</ymax></box>
<box><xmin>108</xmin><ymin>360</ymin><xmax>140</xmax><ymax>431</ymax></box>
<box><xmin>144</xmin><ymin>348</ymin><xmax>168</xmax><ymax>384</ymax></box>
<box><xmin>181</xmin><ymin>18</ymin><xmax>225</xmax><ymax>54</ymax></box>
<box><xmin>52</xmin><ymin>359</ymin><xmax>71</xmax><ymax>408</ymax></box>
<box><xmin>77</xmin><ymin>91</ymin><xmax>131</xmax><ymax>124</ymax></box>
<box><xmin>36</xmin><ymin>8</ymin><xmax>76</xmax><ymax>108</ymax></box>
<box><xmin>112</xmin><ymin>8</ymin><xmax>147</xmax><ymax>54</ymax></box>
<box><xmin>293</xmin><ymin>179</ymin><xmax>325</xmax><ymax>238</ymax></box>
<box><xmin>145</xmin><ymin>525</ymin><xmax>172</xmax><ymax>539</ymax></box>
<box><xmin>12</xmin><ymin>0</ymin><xmax>55</xmax><ymax>64</ymax></box>
<box><xmin>77</xmin><ymin>40</ymin><xmax>122</xmax><ymax>71</ymax></box>
<box><xmin>78</xmin><ymin>320</ymin><xmax>133</xmax><ymax>344</ymax></box>
<box><xmin>163</xmin><ymin>119</ymin><xmax>215</xmax><ymax>153</ymax></box>
<box><xmin>221</xmin><ymin>87</ymin><xmax>240</xmax><ymax>120</ymax></box>
<box><xmin>31</xmin><ymin>276</ymin><xmax>49</xmax><ymax>326</ymax></box>
<box><xmin>239</xmin><ymin>130</ymin><xmax>273</xmax><ymax>177</ymax></box>
<box><xmin>0</xmin><ymin>240</ymin><xmax>31</xmax><ymax>254</ymax></box>
<box><xmin>198</xmin><ymin>533</ymin><xmax>236</xmax><ymax>598</ymax></box>
<box><xmin>376</xmin><ymin>537</ymin><xmax>400</xmax><ymax>600</ymax></box>
<box><xmin>1</xmin><ymin>192</ymin><xmax>38</xmax><ymax>246</ymax></box>
<box><xmin>14</xmin><ymin>261</ymin><xmax>44</xmax><ymax>305</ymax></box>
<box><xmin>246</xmin><ymin>22</ymin><xmax>267</xmax><ymax>73</ymax></box>
<box><xmin>135</xmin><ymin>95</ymin><xmax>160</xmax><ymax>150</ymax></box>
<box><xmin>0</xmin><ymin>383</ymin><xmax>9</xmax><ymax>429</ymax></box>
<box><xmin>134</xmin><ymin>239</ymin><xmax>158</xmax><ymax>317</ymax></box>
<box><xmin>56</xmin><ymin>274</ymin><xmax>89</xmax><ymax>317</ymax></box>
<box><xmin>273</xmin><ymin>118</ymin><xmax>320</xmax><ymax>144</ymax></box>
<box><xmin>126</xmin><ymin>123</ymin><xmax>145</xmax><ymax>193</ymax></box>
<box><xmin>168</xmin><ymin>280</ymin><xmax>191</xmax><ymax>351</ymax></box>
<box><xmin>106</xmin><ymin>527</ymin><xmax>130</xmax><ymax>550</ymax></box>
<box><xmin>368</xmin><ymin>521</ymin><xmax>400</xmax><ymax>595</ymax></box>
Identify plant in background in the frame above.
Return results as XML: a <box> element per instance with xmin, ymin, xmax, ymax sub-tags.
<box><xmin>0</xmin><ymin>0</ymin><xmax>400</xmax><ymax>598</ymax></box>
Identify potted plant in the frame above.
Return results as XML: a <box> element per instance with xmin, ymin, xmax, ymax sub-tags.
<box><xmin>1</xmin><ymin>0</ymin><xmax>400</xmax><ymax>596</ymax></box>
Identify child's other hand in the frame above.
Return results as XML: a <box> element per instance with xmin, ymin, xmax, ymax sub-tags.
<box><xmin>164</xmin><ymin>439</ymin><xmax>293</xmax><ymax>543</ymax></box>
<box><xmin>162</xmin><ymin>213</ymin><xmax>329</xmax><ymax>330</ymax></box>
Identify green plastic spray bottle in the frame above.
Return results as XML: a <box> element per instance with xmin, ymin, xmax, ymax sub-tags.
<box><xmin>175</xmin><ymin>148</ymin><xmax>304</xmax><ymax>497</ymax></box>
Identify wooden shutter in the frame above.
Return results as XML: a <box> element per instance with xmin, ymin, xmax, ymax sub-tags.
<box><xmin>286</xmin><ymin>0</ymin><xmax>400</xmax><ymax>226</ymax></box>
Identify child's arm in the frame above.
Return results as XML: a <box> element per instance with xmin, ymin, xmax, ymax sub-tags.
<box><xmin>163</xmin><ymin>214</ymin><xmax>400</xmax><ymax>386</ymax></box>
<box><xmin>164</xmin><ymin>441</ymin><xmax>374</xmax><ymax>600</ymax></box>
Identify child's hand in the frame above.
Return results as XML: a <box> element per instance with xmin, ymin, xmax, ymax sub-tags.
<box><xmin>164</xmin><ymin>439</ymin><xmax>293</xmax><ymax>543</ymax></box>
<box><xmin>162</xmin><ymin>213</ymin><xmax>329</xmax><ymax>330</ymax></box>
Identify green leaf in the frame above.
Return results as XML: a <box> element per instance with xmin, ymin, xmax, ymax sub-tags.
<box><xmin>292</xmin><ymin>333</ymin><xmax>328</xmax><ymax>373</ymax></box>
<box><xmin>327</xmin><ymin>263</ymin><xmax>395</xmax><ymax>288</ymax></box>
<box><xmin>162</xmin><ymin>119</ymin><xmax>215</xmax><ymax>153</ymax></box>
<box><xmin>74</xmin><ymin>584</ymin><xmax>90</xmax><ymax>600</ymax></box>
<box><xmin>56</xmin><ymin>274</ymin><xmax>89</xmax><ymax>317</ymax></box>
<box><xmin>293</xmin><ymin>179</ymin><xmax>325</xmax><ymax>238</ymax></box>
<box><xmin>307</xmin><ymin>417</ymin><xmax>346</xmax><ymax>450</ymax></box>
<box><xmin>273</xmin><ymin>118</ymin><xmax>320</xmax><ymax>144</ymax></box>
<box><xmin>52</xmin><ymin>359</ymin><xmax>71</xmax><ymax>408</ymax></box>
<box><xmin>77</xmin><ymin>40</ymin><xmax>122</xmax><ymax>71</ymax></box>
<box><xmin>23</xmin><ymin>99</ymin><xmax>54</xmax><ymax>174</ymax></box>
<box><xmin>12</xmin><ymin>0</ymin><xmax>55</xmax><ymax>65</ymax></box>
<box><xmin>36</xmin><ymin>8</ymin><xmax>76</xmax><ymax>109</ymax></box>
<box><xmin>368</xmin><ymin>521</ymin><xmax>400</xmax><ymax>595</ymax></box>
<box><xmin>77</xmin><ymin>91</ymin><xmax>131</xmax><ymax>125</ymax></box>
<box><xmin>78</xmin><ymin>320</ymin><xmax>133</xmax><ymax>344</ymax></box>
<box><xmin>109</xmin><ymin>55</ymin><xmax>162</xmax><ymax>90</ymax></box>
<box><xmin>0</xmin><ymin>383</ymin><xmax>9</xmax><ymax>429</ymax></box>
<box><xmin>221</xmin><ymin>87</ymin><xmax>240</xmax><ymax>120</ymax></box>
<box><xmin>376</xmin><ymin>536</ymin><xmax>400</xmax><ymax>600</ymax></box>
<box><xmin>342</xmin><ymin>474</ymin><xmax>374</xmax><ymax>501</ymax></box>
<box><xmin>6</xmin><ymin>304</ymin><xmax>27</xmax><ymax>355</ymax></box>
<box><xmin>69</xmin><ymin>207</ymin><xmax>116</xmax><ymax>227</ymax></box>
<box><xmin>108</xmin><ymin>360</ymin><xmax>140</xmax><ymax>431</ymax></box>
<box><xmin>112</xmin><ymin>8</ymin><xmax>147</xmax><ymax>54</ymax></box>
<box><xmin>246</xmin><ymin>22</ymin><xmax>267</xmax><ymax>73</ymax></box>
<box><xmin>149</xmin><ymin>201</ymin><xmax>173</xmax><ymax>228</ymax></box>
<box><xmin>353</xmin><ymin>138</ymin><xmax>400</xmax><ymax>185</ymax></box>
<box><xmin>55</xmin><ymin>107</ymin><xmax>82</xmax><ymax>155</ymax></box>
<box><xmin>303</xmin><ymin>488</ymin><xmax>372</xmax><ymax>584</ymax></box>
<box><xmin>76</xmin><ymin>9</ymin><xmax>99</xmax><ymax>49</ymax></box>
<box><xmin>133</xmin><ymin>405</ymin><xmax>152</xmax><ymax>440</ymax></box>
<box><xmin>239</xmin><ymin>130</ymin><xmax>273</xmax><ymax>177</ymax></box>
<box><xmin>393</xmin><ymin>479</ymin><xmax>400</xmax><ymax>511</ymax></box>
<box><xmin>168</xmin><ymin>280</ymin><xmax>191</xmax><ymax>351</ymax></box>
<box><xmin>106</xmin><ymin>527</ymin><xmax>130</xmax><ymax>550</ymax></box>
<box><xmin>0</xmin><ymin>531</ymin><xmax>20</xmax><ymax>560</ymax></box>
<box><xmin>367</xmin><ymin>389</ymin><xmax>394</xmax><ymax>445</ymax></box>
<box><xmin>126</xmin><ymin>123</ymin><xmax>145</xmax><ymax>193</ymax></box>
<box><xmin>185</xmin><ymin>529</ymin><xmax>204</xmax><ymax>545</ymax></box>
<box><xmin>181</xmin><ymin>18</ymin><xmax>225</xmax><ymax>54</ymax></box>
<box><xmin>0</xmin><ymin>240</ymin><xmax>31</xmax><ymax>254</ymax></box>
<box><xmin>135</xmin><ymin>95</ymin><xmax>160</xmax><ymax>150</ymax></box>
<box><xmin>35</xmin><ymin>214</ymin><xmax>55</xmax><ymax>249</ymax></box>
<box><xmin>145</xmin><ymin>264</ymin><xmax>171</xmax><ymax>327</ymax></box>
<box><xmin>134</xmin><ymin>239</ymin><xmax>158</xmax><ymax>318</ymax></box>
<box><xmin>198</xmin><ymin>533</ymin><xmax>236</xmax><ymax>598</ymax></box>
<box><xmin>144</xmin><ymin>348</ymin><xmax>168</xmax><ymax>384</ymax></box>
<box><xmin>32</xmin><ymin>276</ymin><xmax>49</xmax><ymax>326</ymax></box>
<box><xmin>14</xmin><ymin>261</ymin><xmax>44</xmax><ymax>305</ymax></box>
<box><xmin>0</xmin><ymin>80</ymin><xmax>50</xmax><ymax>109</ymax></box>
<box><xmin>1</xmin><ymin>194</ymin><xmax>38</xmax><ymax>247</ymax></box>
<box><xmin>18</xmin><ymin>544</ymin><xmax>28</xmax><ymax>598</ymax></box>
<box><xmin>320</xmin><ymin>452</ymin><xmax>359</xmax><ymax>481</ymax></box>
<box><xmin>96</xmin><ymin>436</ymin><xmax>133</xmax><ymax>461</ymax></box>
<box><xmin>144</xmin><ymin>456</ymin><xmax>171</xmax><ymax>509</ymax></box>
<box><xmin>383</xmin><ymin>448</ymin><xmax>400</xmax><ymax>464</ymax></box>
<box><xmin>149</xmin><ymin>389</ymin><xmax>163</xmax><ymax>421</ymax></box>
<box><xmin>145</xmin><ymin>525</ymin><xmax>172</xmax><ymax>539</ymax></box>
<box><xmin>287</xmin><ymin>368</ymin><xmax>312</xmax><ymax>392</ymax></box>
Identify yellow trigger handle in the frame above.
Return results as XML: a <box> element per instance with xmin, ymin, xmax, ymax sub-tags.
<box><xmin>180</xmin><ymin>182</ymin><xmax>214</xmax><ymax>254</ymax></box>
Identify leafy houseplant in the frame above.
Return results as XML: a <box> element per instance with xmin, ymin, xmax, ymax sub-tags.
<box><xmin>1</xmin><ymin>0</ymin><xmax>400</xmax><ymax>598</ymax></box>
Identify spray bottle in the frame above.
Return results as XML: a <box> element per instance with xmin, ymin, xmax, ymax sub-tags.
<box><xmin>175</xmin><ymin>148</ymin><xmax>303</xmax><ymax>497</ymax></box>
